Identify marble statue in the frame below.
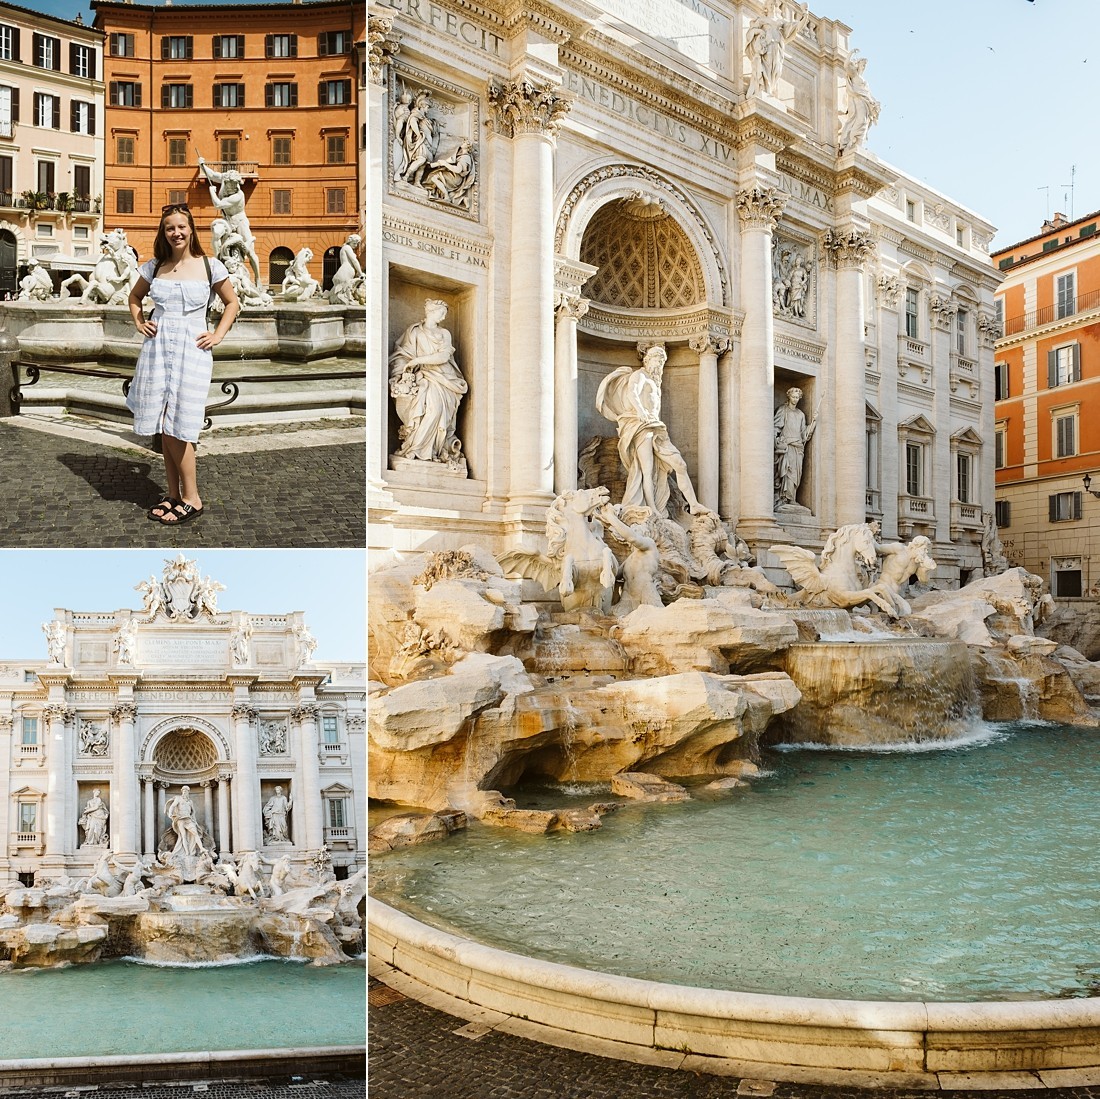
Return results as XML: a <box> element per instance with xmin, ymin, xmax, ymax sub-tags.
<box><xmin>871</xmin><ymin>535</ymin><xmax>937</xmax><ymax>618</ymax></box>
<box><xmin>397</xmin><ymin>89</ymin><xmax>438</xmax><ymax>186</ymax></box>
<box><xmin>498</xmin><ymin>487</ymin><xmax>621</xmax><ymax>614</ymax></box>
<box><xmin>328</xmin><ymin>234</ymin><xmax>366</xmax><ymax>306</ymax></box>
<box><xmin>43</xmin><ymin>619</ymin><xmax>66</xmax><ymax>664</ymax></box>
<box><xmin>198</xmin><ymin>154</ymin><xmax>261</xmax><ymax>286</ymax></box>
<box><xmin>388</xmin><ymin>298</ymin><xmax>468</xmax><ymax>468</ymax></box>
<box><xmin>258</xmin><ymin>720</ymin><xmax>287</xmax><ymax>755</ymax></box>
<box><xmin>263</xmin><ymin>786</ymin><xmax>293</xmax><ymax>844</ymax></box>
<box><xmin>195</xmin><ymin>575</ymin><xmax>226</xmax><ymax>617</ymax></box>
<box><xmin>79</xmin><ymin>720</ymin><xmax>109</xmax><ymax>756</ymax></box>
<box><xmin>981</xmin><ymin>513</ymin><xmax>1010</xmax><ymax>577</ymax></box>
<box><xmin>135</xmin><ymin>575</ymin><xmax>164</xmax><ymax>621</ymax></box>
<box><xmin>221</xmin><ymin>251</ymin><xmax>273</xmax><ymax>308</ymax></box>
<box><xmin>423</xmin><ymin>139</ymin><xmax>476</xmax><ymax>208</ymax></box>
<box><xmin>231</xmin><ymin>851</ymin><xmax>266</xmax><ymax>899</ymax></box>
<box><xmin>61</xmin><ymin>228</ymin><xmax>139</xmax><ymax>305</ymax></box>
<box><xmin>837</xmin><ymin>52</ymin><xmax>880</xmax><ymax>155</ymax></box>
<box><xmin>78</xmin><ymin>789</ymin><xmax>109</xmax><ymax>847</ymax></box>
<box><xmin>391</xmin><ymin>89</ymin><xmax>415</xmax><ymax>181</ymax></box>
<box><xmin>599</xmin><ymin>504</ymin><xmax>663</xmax><ymax>615</ymax></box>
<box><xmin>165</xmin><ymin>786</ymin><xmax>204</xmax><ymax>857</ymax></box>
<box><xmin>269</xmin><ymin>854</ymin><xmax>295</xmax><ymax>896</ymax></box>
<box><xmin>295</xmin><ymin>624</ymin><xmax>318</xmax><ymax>663</ymax></box>
<box><xmin>114</xmin><ymin>619</ymin><xmax>138</xmax><ymax>665</ymax></box>
<box><xmin>773</xmin><ymin>243</ymin><xmax>812</xmax><ymax>320</ymax></box>
<box><xmin>86</xmin><ymin>850</ymin><xmax>123</xmax><ymax>896</ymax></box>
<box><xmin>595</xmin><ymin>345</ymin><xmax>705</xmax><ymax>517</ymax></box>
<box><xmin>231</xmin><ymin>614</ymin><xmax>253</xmax><ymax>666</ymax></box>
<box><xmin>280</xmin><ymin>247</ymin><xmax>320</xmax><ymax>302</ymax></box>
<box><xmin>17</xmin><ymin>258</ymin><xmax>52</xmax><ymax>301</ymax></box>
<box><xmin>744</xmin><ymin>0</ymin><xmax>810</xmax><ymax>99</ymax></box>
<box><xmin>774</xmin><ymin>386</ymin><xmax>816</xmax><ymax>506</ymax></box>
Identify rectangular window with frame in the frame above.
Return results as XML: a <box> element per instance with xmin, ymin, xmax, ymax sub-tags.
<box><xmin>70</xmin><ymin>100</ymin><xmax>95</xmax><ymax>135</ymax></box>
<box><xmin>1056</xmin><ymin>271</ymin><xmax>1076</xmax><ymax>319</ymax></box>
<box><xmin>1055</xmin><ymin>412</ymin><xmax>1077</xmax><ymax>458</ymax></box>
<box><xmin>994</xmin><ymin>297</ymin><xmax>1003</xmax><ymax>330</ymax></box>
<box><xmin>0</xmin><ymin>155</ymin><xmax>12</xmax><ymax>196</ymax></box>
<box><xmin>0</xmin><ymin>24</ymin><xmax>19</xmax><ymax>62</ymax></box>
<box><xmin>272</xmin><ymin>188</ymin><xmax>291</xmax><ymax>214</ymax></box>
<box><xmin>325</xmin><ymin>188</ymin><xmax>346</xmax><ymax>214</ymax></box>
<box><xmin>905</xmin><ymin>199</ymin><xmax>916</xmax><ymax>222</ymax></box>
<box><xmin>167</xmin><ymin>137</ymin><xmax>188</xmax><ymax>166</ymax></box>
<box><xmin>161</xmin><ymin>35</ymin><xmax>193</xmax><ymax>60</ymax></box>
<box><xmin>322</xmin><ymin>715</ymin><xmax>339</xmax><ymax>744</ymax></box>
<box><xmin>116</xmin><ymin>135</ymin><xmax>135</xmax><ymax>164</ymax></box>
<box><xmin>18</xmin><ymin>802</ymin><xmax>37</xmax><ymax>833</ymax></box>
<box><xmin>904</xmin><ymin>287</ymin><xmax>919</xmax><ymax>338</ymax></box>
<box><xmin>73</xmin><ymin>164</ymin><xmax>90</xmax><ymax>199</ymax></box>
<box><xmin>271</xmin><ymin>136</ymin><xmax>291</xmax><ymax>165</ymax></box>
<box><xmin>1053</xmin><ymin>559</ymin><xmax>1083</xmax><ymax>598</ymax></box>
<box><xmin>36</xmin><ymin>160</ymin><xmax>54</xmax><ymax>194</ymax></box>
<box><xmin>265</xmin><ymin>33</ymin><xmax>297</xmax><ymax>58</ymax></box>
<box><xmin>328</xmin><ymin>798</ymin><xmax>347</xmax><ymax>829</ymax></box>
<box><xmin>995</xmin><ymin>500</ymin><xmax>1011</xmax><ymax>528</ymax></box>
<box><xmin>166</xmin><ymin>188</ymin><xmax>188</xmax><ymax>206</ymax></box>
<box><xmin>21</xmin><ymin>716</ymin><xmax>37</xmax><ymax>745</ymax></box>
<box><xmin>33</xmin><ymin>32</ymin><xmax>60</xmax><ymax>70</ymax></box>
<box><xmin>162</xmin><ymin>83</ymin><xmax>193</xmax><ymax>110</ymax></box>
<box><xmin>1049</xmin><ymin>490</ymin><xmax>1083</xmax><ymax>523</ymax></box>
<box><xmin>994</xmin><ymin>362</ymin><xmax>1009</xmax><ymax>401</ymax></box>
<box><xmin>70</xmin><ymin>43</ymin><xmax>94</xmax><ymax>78</ymax></box>
<box><xmin>955</xmin><ymin>308</ymin><xmax>968</xmax><ymax>355</ymax></box>
<box><xmin>110</xmin><ymin>81</ymin><xmax>141</xmax><ymax>107</ymax></box>
<box><xmin>318</xmin><ymin>29</ymin><xmax>352</xmax><ymax>55</ymax></box>
<box><xmin>213</xmin><ymin>83</ymin><xmax>245</xmax><ymax>108</ymax></box>
<box><xmin>265</xmin><ymin>83</ymin><xmax>297</xmax><ymax>108</ymax></box>
<box><xmin>35</xmin><ymin>222</ymin><xmax>53</xmax><ymax>238</ymax></box>
<box><xmin>905</xmin><ymin>442</ymin><xmax>923</xmax><ymax>496</ymax></box>
<box><xmin>956</xmin><ymin>453</ymin><xmax>971</xmax><ymax>504</ymax></box>
<box><xmin>110</xmin><ymin>32</ymin><xmax>134</xmax><ymax>57</ymax></box>
<box><xmin>34</xmin><ymin>93</ymin><xmax>59</xmax><ymax>129</ymax></box>
<box><xmin>219</xmin><ymin>136</ymin><xmax>239</xmax><ymax>164</ymax></box>
<box><xmin>116</xmin><ymin>188</ymin><xmax>134</xmax><ymax>214</ymax></box>
<box><xmin>956</xmin><ymin>224</ymin><xmax>965</xmax><ymax>246</ymax></box>
<box><xmin>1048</xmin><ymin>343</ymin><xmax>1081</xmax><ymax>387</ymax></box>
<box><xmin>0</xmin><ymin>85</ymin><xmax>16</xmax><ymax>137</ymax></box>
<box><xmin>325</xmin><ymin>134</ymin><xmax>346</xmax><ymax>164</ymax></box>
<box><xmin>319</xmin><ymin>79</ymin><xmax>351</xmax><ymax>105</ymax></box>
<box><xmin>213</xmin><ymin>34</ymin><xmax>244</xmax><ymax>59</ymax></box>
<box><xmin>995</xmin><ymin>426</ymin><xmax>1006</xmax><ymax>470</ymax></box>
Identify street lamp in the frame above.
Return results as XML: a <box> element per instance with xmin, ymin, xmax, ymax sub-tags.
<box><xmin>1085</xmin><ymin>473</ymin><xmax>1100</xmax><ymax>499</ymax></box>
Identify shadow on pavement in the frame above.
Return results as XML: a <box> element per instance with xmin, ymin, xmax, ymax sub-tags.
<box><xmin>57</xmin><ymin>453</ymin><xmax>164</xmax><ymax>507</ymax></box>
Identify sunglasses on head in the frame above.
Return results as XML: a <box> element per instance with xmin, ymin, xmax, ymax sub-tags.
<box><xmin>161</xmin><ymin>203</ymin><xmax>190</xmax><ymax>214</ymax></box>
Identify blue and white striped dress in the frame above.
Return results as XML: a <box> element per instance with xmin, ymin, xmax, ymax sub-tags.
<box><xmin>126</xmin><ymin>257</ymin><xmax>229</xmax><ymax>443</ymax></box>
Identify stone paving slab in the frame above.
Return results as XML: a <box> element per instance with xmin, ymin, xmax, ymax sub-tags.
<box><xmin>368</xmin><ymin>977</ymin><xmax>1100</xmax><ymax>1099</ymax></box>
<box><xmin>0</xmin><ymin>419</ymin><xmax>365</xmax><ymax>548</ymax></box>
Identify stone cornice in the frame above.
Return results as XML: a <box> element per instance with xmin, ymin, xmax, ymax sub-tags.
<box><xmin>501</xmin><ymin>0</ymin><xmax>575</xmax><ymax>42</ymax></box>
<box><xmin>775</xmin><ymin>331</ymin><xmax>827</xmax><ymax>365</ymax></box>
<box><xmin>897</xmin><ymin>238</ymin><xmax>936</xmax><ymax>265</ymax></box>
<box><xmin>732</xmin><ymin>97</ymin><xmax>806</xmax><ymax>152</ymax></box>
<box><xmin>382</xmin><ymin>212</ymin><xmax>493</xmax><ymax>258</ymax></box>
<box><xmin>775</xmin><ymin>150</ymin><xmax>836</xmax><ymax>197</ymax></box>
<box><xmin>580</xmin><ymin>305</ymin><xmax>738</xmax><ymax>342</ymax></box>
<box><xmin>871</xmin><ymin>225</ymin><xmax>904</xmax><ymax>246</ymax></box>
<box><xmin>834</xmin><ymin>154</ymin><xmax>893</xmax><ymax>201</ymax></box>
<box><xmin>553</xmin><ymin>255</ymin><xmax>598</xmax><ymax>295</ymax></box>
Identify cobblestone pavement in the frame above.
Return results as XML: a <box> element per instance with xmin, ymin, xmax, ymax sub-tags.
<box><xmin>0</xmin><ymin>1077</ymin><xmax>364</xmax><ymax>1098</ymax></box>
<box><xmin>0</xmin><ymin>418</ymin><xmax>365</xmax><ymax>548</ymax></box>
<box><xmin>368</xmin><ymin>978</ymin><xmax>1100</xmax><ymax>1099</ymax></box>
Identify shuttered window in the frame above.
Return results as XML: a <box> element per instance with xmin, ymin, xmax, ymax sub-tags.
<box><xmin>1047</xmin><ymin>344</ymin><xmax>1081</xmax><ymax>387</ymax></box>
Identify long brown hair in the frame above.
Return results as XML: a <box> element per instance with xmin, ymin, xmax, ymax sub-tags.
<box><xmin>153</xmin><ymin>204</ymin><xmax>207</xmax><ymax>263</ymax></box>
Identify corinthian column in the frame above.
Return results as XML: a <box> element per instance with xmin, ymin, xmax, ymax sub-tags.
<box><xmin>231</xmin><ymin>704</ymin><xmax>259</xmax><ymax>852</ymax></box>
<box><xmin>554</xmin><ymin>293</ymin><xmax>589</xmax><ymax>494</ymax></box>
<box><xmin>43</xmin><ymin>705</ymin><xmax>72</xmax><ymax>856</ymax></box>
<box><xmin>824</xmin><ymin>228</ymin><xmax>876</xmax><ymax>526</ymax></box>
<box><xmin>489</xmin><ymin>77</ymin><xmax>571</xmax><ymax>507</ymax></box>
<box><xmin>110</xmin><ymin>702</ymin><xmax>138</xmax><ymax>855</ymax></box>
<box><xmin>736</xmin><ymin>186</ymin><xmax>787</xmax><ymax>531</ymax></box>
<box><xmin>689</xmin><ymin>334</ymin><xmax>728</xmax><ymax>511</ymax></box>
<box><xmin>292</xmin><ymin>705</ymin><xmax>324</xmax><ymax>849</ymax></box>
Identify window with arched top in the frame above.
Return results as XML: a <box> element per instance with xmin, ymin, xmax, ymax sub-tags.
<box><xmin>269</xmin><ymin>246</ymin><xmax>294</xmax><ymax>289</ymax></box>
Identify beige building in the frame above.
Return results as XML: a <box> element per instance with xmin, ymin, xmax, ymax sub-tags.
<box><xmin>0</xmin><ymin>3</ymin><xmax>105</xmax><ymax>295</ymax></box>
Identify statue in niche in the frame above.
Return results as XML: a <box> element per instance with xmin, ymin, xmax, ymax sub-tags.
<box><xmin>79</xmin><ymin>720</ymin><xmax>109</xmax><ymax>756</ymax></box>
<box><xmin>78</xmin><ymin>789</ymin><xmax>109</xmax><ymax>847</ymax></box>
<box><xmin>773</xmin><ymin>386</ymin><xmax>817</xmax><ymax>507</ymax></box>
<box><xmin>595</xmin><ymin>345</ymin><xmax>705</xmax><ymax>517</ymax></box>
<box><xmin>114</xmin><ymin>619</ymin><xmax>138</xmax><ymax>666</ymax></box>
<box><xmin>773</xmin><ymin>242</ymin><xmax>812</xmax><ymax>320</ymax></box>
<box><xmin>280</xmin><ymin>248</ymin><xmax>321</xmax><ymax>302</ymax></box>
<box><xmin>263</xmin><ymin>786</ymin><xmax>293</xmax><ymax>844</ymax></box>
<box><xmin>258</xmin><ymin>719</ymin><xmax>287</xmax><ymax>755</ymax></box>
<box><xmin>837</xmin><ymin>52</ymin><xmax>880</xmax><ymax>155</ymax></box>
<box><xmin>17</xmin><ymin>258</ymin><xmax>53</xmax><ymax>301</ymax></box>
<box><xmin>423</xmin><ymin>139</ymin><xmax>476</xmax><ymax>209</ymax></box>
<box><xmin>389</xmin><ymin>298</ymin><xmax>468</xmax><ymax>470</ymax></box>
<box><xmin>744</xmin><ymin>0</ymin><xmax>811</xmax><ymax>99</ymax></box>
<box><xmin>165</xmin><ymin>786</ymin><xmax>205</xmax><ymax>857</ymax></box>
<box><xmin>328</xmin><ymin>235</ymin><xmax>366</xmax><ymax>306</ymax></box>
<box><xmin>391</xmin><ymin>89</ymin><xmax>414</xmax><ymax>181</ymax></box>
<box><xmin>397</xmin><ymin>89</ymin><xmax>439</xmax><ymax>186</ymax></box>
<box><xmin>198</xmin><ymin>155</ymin><xmax>261</xmax><ymax>287</ymax></box>
<box><xmin>43</xmin><ymin>619</ymin><xmax>66</xmax><ymax>664</ymax></box>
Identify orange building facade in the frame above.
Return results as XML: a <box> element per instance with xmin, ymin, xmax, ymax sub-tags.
<box><xmin>91</xmin><ymin>0</ymin><xmax>363</xmax><ymax>286</ymax></box>
<box><xmin>993</xmin><ymin>210</ymin><xmax>1100</xmax><ymax>597</ymax></box>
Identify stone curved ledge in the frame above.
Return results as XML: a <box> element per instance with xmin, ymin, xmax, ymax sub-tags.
<box><xmin>369</xmin><ymin>898</ymin><xmax>1100</xmax><ymax>1087</ymax></box>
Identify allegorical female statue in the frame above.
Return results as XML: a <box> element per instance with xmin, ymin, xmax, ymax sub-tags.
<box><xmin>389</xmin><ymin>298</ymin><xmax>468</xmax><ymax>468</ymax></box>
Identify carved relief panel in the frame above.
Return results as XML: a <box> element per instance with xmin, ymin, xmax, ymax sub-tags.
<box><xmin>388</xmin><ymin>65</ymin><xmax>480</xmax><ymax>221</ymax></box>
<box><xmin>772</xmin><ymin>232</ymin><xmax>817</xmax><ymax>329</ymax></box>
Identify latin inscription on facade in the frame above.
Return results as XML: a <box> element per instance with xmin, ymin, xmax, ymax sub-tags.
<box><xmin>595</xmin><ymin>0</ymin><xmax>729</xmax><ymax>74</ymax></box>
<box><xmin>385</xmin><ymin>0</ymin><xmax>503</xmax><ymax>55</ymax></box>
<box><xmin>776</xmin><ymin>172</ymin><xmax>834</xmax><ymax>215</ymax></box>
<box><xmin>139</xmin><ymin>637</ymin><xmax>228</xmax><ymax>665</ymax></box>
<box><xmin>564</xmin><ymin>71</ymin><xmax>735</xmax><ymax>163</ymax></box>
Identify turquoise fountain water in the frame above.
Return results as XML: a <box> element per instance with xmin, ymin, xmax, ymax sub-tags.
<box><xmin>369</xmin><ymin>721</ymin><xmax>1100</xmax><ymax>1002</ymax></box>
<box><xmin>2</xmin><ymin>959</ymin><xmax>365</xmax><ymax>1058</ymax></box>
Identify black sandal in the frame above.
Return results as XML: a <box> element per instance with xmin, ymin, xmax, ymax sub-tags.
<box><xmin>147</xmin><ymin>497</ymin><xmax>178</xmax><ymax>521</ymax></box>
<box><xmin>160</xmin><ymin>501</ymin><xmax>204</xmax><ymax>525</ymax></box>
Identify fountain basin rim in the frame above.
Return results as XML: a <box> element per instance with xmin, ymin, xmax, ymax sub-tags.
<box><xmin>370</xmin><ymin>898</ymin><xmax>1100</xmax><ymax>1084</ymax></box>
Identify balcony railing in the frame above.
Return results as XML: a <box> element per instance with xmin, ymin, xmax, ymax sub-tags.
<box><xmin>206</xmin><ymin>161</ymin><xmax>259</xmax><ymax>178</ymax></box>
<box><xmin>1002</xmin><ymin>288</ymin><xmax>1100</xmax><ymax>336</ymax></box>
<box><xmin>897</xmin><ymin>335</ymin><xmax>928</xmax><ymax>359</ymax></box>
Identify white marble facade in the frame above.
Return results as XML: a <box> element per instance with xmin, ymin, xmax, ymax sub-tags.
<box><xmin>369</xmin><ymin>0</ymin><xmax>1001</xmax><ymax>585</ymax></box>
<box><xmin>0</xmin><ymin>557</ymin><xmax>365</xmax><ymax>882</ymax></box>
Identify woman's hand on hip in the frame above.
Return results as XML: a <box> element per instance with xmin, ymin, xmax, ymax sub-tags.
<box><xmin>136</xmin><ymin>319</ymin><xmax>158</xmax><ymax>338</ymax></box>
<box><xmin>195</xmin><ymin>331</ymin><xmax>221</xmax><ymax>351</ymax></box>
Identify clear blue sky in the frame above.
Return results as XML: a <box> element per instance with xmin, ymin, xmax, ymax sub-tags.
<box><xmin>0</xmin><ymin>550</ymin><xmax>366</xmax><ymax>661</ymax></box>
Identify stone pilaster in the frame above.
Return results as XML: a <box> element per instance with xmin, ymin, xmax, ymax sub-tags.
<box><xmin>217</xmin><ymin>770</ymin><xmax>232</xmax><ymax>854</ymax></box>
<box><xmin>489</xmin><ymin>77</ymin><xmax>571</xmax><ymax>508</ymax></box>
<box><xmin>292</xmin><ymin>704</ymin><xmax>324</xmax><ymax>849</ymax></box>
<box><xmin>875</xmin><ymin>273</ymin><xmax>903</xmax><ymax>537</ymax></box>
<box><xmin>929</xmin><ymin>293</ymin><xmax>957</xmax><ymax>543</ymax></box>
<box><xmin>553</xmin><ymin>293</ymin><xmax>589</xmax><ymax>494</ymax></box>
<box><xmin>823</xmin><ymin>227</ymin><xmax>876</xmax><ymax>526</ymax></box>
<box><xmin>110</xmin><ymin>702</ymin><xmax>138</xmax><ymax>855</ymax></box>
<box><xmin>689</xmin><ymin>334</ymin><xmax>728</xmax><ymax>512</ymax></box>
<box><xmin>42</xmin><ymin>705</ymin><xmax>72</xmax><ymax>856</ymax></box>
<box><xmin>736</xmin><ymin>186</ymin><xmax>786</xmax><ymax>533</ymax></box>
<box><xmin>231</xmin><ymin>703</ymin><xmax>259</xmax><ymax>852</ymax></box>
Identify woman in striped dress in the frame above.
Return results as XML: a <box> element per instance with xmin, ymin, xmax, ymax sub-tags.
<box><xmin>127</xmin><ymin>204</ymin><xmax>240</xmax><ymax>524</ymax></box>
